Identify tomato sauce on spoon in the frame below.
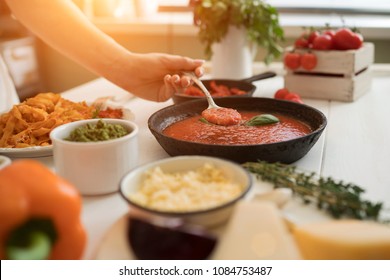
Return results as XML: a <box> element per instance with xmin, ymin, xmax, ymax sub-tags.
<box><xmin>184</xmin><ymin>72</ymin><xmax>242</xmax><ymax>126</ymax></box>
<box><xmin>201</xmin><ymin>107</ymin><xmax>242</xmax><ymax>126</ymax></box>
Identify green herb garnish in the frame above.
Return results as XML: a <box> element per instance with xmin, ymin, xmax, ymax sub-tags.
<box><xmin>243</xmin><ymin>161</ymin><xmax>383</xmax><ymax>221</ymax></box>
<box><xmin>245</xmin><ymin>114</ymin><xmax>279</xmax><ymax>126</ymax></box>
<box><xmin>199</xmin><ymin>117</ymin><xmax>211</xmax><ymax>124</ymax></box>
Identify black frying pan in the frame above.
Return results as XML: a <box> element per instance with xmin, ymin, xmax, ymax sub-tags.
<box><xmin>172</xmin><ymin>71</ymin><xmax>276</xmax><ymax>104</ymax></box>
<box><xmin>148</xmin><ymin>97</ymin><xmax>327</xmax><ymax>164</ymax></box>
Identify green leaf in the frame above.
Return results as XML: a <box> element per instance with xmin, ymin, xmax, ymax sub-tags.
<box><xmin>245</xmin><ymin>114</ymin><xmax>279</xmax><ymax>126</ymax></box>
<box><xmin>199</xmin><ymin>117</ymin><xmax>211</xmax><ymax>124</ymax></box>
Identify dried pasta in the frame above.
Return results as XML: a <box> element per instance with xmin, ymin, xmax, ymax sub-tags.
<box><xmin>0</xmin><ymin>93</ymin><xmax>96</xmax><ymax>148</ymax></box>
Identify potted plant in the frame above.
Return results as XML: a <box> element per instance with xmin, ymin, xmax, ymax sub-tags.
<box><xmin>190</xmin><ymin>0</ymin><xmax>284</xmax><ymax>78</ymax></box>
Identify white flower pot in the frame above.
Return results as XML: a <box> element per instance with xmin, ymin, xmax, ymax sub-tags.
<box><xmin>211</xmin><ymin>26</ymin><xmax>256</xmax><ymax>79</ymax></box>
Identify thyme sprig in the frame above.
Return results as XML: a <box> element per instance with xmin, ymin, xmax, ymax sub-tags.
<box><xmin>243</xmin><ymin>161</ymin><xmax>383</xmax><ymax>221</ymax></box>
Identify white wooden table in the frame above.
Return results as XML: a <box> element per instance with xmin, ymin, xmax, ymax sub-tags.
<box><xmin>26</xmin><ymin>64</ymin><xmax>390</xmax><ymax>259</ymax></box>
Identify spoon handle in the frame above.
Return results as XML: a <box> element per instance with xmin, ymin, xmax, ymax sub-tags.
<box><xmin>182</xmin><ymin>71</ymin><xmax>219</xmax><ymax>109</ymax></box>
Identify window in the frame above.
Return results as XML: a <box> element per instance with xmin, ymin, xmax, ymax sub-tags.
<box><xmin>158</xmin><ymin>0</ymin><xmax>390</xmax><ymax>15</ymax></box>
<box><xmin>268</xmin><ymin>0</ymin><xmax>390</xmax><ymax>15</ymax></box>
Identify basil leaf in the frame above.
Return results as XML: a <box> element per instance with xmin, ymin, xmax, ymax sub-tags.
<box><xmin>199</xmin><ymin>117</ymin><xmax>210</xmax><ymax>124</ymax></box>
<box><xmin>245</xmin><ymin>114</ymin><xmax>279</xmax><ymax>126</ymax></box>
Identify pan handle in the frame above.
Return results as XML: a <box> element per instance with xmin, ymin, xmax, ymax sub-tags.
<box><xmin>240</xmin><ymin>71</ymin><xmax>276</xmax><ymax>83</ymax></box>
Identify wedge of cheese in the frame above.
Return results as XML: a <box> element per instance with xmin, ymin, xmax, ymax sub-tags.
<box><xmin>211</xmin><ymin>201</ymin><xmax>301</xmax><ymax>260</ymax></box>
<box><xmin>293</xmin><ymin>220</ymin><xmax>390</xmax><ymax>259</ymax></box>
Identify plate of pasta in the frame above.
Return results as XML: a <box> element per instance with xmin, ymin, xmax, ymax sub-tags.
<box><xmin>0</xmin><ymin>145</ymin><xmax>54</xmax><ymax>158</ymax></box>
<box><xmin>0</xmin><ymin>92</ymin><xmax>133</xmax><ymax>158</ymax></box>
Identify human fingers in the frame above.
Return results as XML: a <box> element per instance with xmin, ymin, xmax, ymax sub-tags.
<box><xmin>179</xmin><ymin>76</ymin><xmax>191</xmax><ymax>88</ymax></box>
<box><xmin>160</xmin><ymin>75</ymin><xmax>176</xmax><ymax>101</ymax></box>
<box><xmin>178</xmin><ymin>67</ymin><xmax>204</xmax><ymax>88</ymax></box>
<box><xmin>165</xmin><ymin>73</ymin><xmax>186</xmax><ymax>93</ymax></box>
<box><xmin>194</xmin><ymin>66</ymin><xmax>204</xmax><ymax>78</ymax></box>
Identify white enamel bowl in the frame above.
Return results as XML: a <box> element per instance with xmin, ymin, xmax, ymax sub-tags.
<box><xmin>119</xmin><ymin>156</ymin><xmax>252</xmax><ymax>228</ymax></box>
<box><xmin>50</xmin><ymin>118</ymin><xmax>139</xmax><ymax>195</ymax></box>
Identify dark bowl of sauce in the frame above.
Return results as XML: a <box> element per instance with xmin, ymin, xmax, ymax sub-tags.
<box><xmin>148</xmin><ymin>97</ymin><xmax>327</xmax><ymax>164</ymax></box>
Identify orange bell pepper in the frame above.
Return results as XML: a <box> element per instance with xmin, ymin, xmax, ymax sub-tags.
<box><xmin>0</xmin><ymin>160</ymin><xmax>86</xmax><ymax>259</ymax></box>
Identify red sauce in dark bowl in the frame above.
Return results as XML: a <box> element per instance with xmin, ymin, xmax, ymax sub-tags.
<box><xmin>163</xmin><ymin>111</ymin><xmax>312</xmax><ymax>145</ymax></box>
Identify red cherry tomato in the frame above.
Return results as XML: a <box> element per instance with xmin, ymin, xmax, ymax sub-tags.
<box><xmin>274</xmin><ymin>88</ymin><xmax>290</xmax><ymax>99</ymax></box>
<box><xmin>284</xmin><ymin>92</ymin><xmax>300</xmax><ymax>100</ymax></box>
<box><xmin>323</xmin><ymin>29</ymin><xmax>336</xmax><ymax>39</ymax></box>
<box><xmin>274</xmin><ymin>89</ymin><xmax>304</xmax><ymax>104</ymax></box>
<box><xmin>284</xmin><ymin>53</ymin><xmax>301</xmax><ymax>70</ymax></box>
<box><xmin>289</xmin><ymin>97</ymin><xmax>304</xmax><ymax>104</ymax></box>
<box><xmin>294</xmin><ymin>36</ymin><xmax>309</xmax><ymax>49</ymax></box>
<box><xmin>333</xmin><ymin>28</ymin><xmax>363</xmax><ymax>50</ymax></box>
<box><xmin>284</xmin><ymin>93</ymin><xmax>303</xmax><ymax>103</ymax></box>
<box><xmin>312</xmin><ymin>34</ymin><xmax>334</xmax><ymax>50</ymax></box>
<box><xmin>300</xmin><ymin>53</ymin><xmax>317</xmax><ymax>70</ymax></box>
<box><xmin>308</xmin><ymin>31</ymin><xmax>320</xmax><ymax>45</ymax></box>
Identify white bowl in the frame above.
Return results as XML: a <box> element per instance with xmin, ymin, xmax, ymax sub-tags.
<box><xmin>50</xmin><ymin>118</ymin><xmax>139</xmax><ymax>195</ymax></box>
<box><xmin>0</xmin><ymin>155</ymin><xmax>11</xmax><ymax>170</ymax></box>
<box><xmin>119</xmin><ymin>156</ymin><xmax>252</xmax><ymax>228</ymax></box>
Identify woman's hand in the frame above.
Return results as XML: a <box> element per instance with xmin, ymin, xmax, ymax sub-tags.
<box><xmin>115</xmin><ymin>53</ymin><xmax>204</xmax><ymax>102</ymax></box>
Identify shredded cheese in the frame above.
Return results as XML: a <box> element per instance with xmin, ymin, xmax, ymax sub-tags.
<box><xmin>129</xmin><ymin>163</ymin><xmax>244</xmax><ymax>212</ymax></box>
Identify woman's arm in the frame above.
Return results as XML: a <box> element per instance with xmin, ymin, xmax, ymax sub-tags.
<box><xmin>4</xmin><ymin>0</ymin><xmax>204</xmax><ymax>101</ymax></box>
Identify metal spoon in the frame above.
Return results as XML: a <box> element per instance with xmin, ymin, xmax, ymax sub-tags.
<box><xmin>183</xmin><ymin>71</ymin><xmax>241</xmax><ymax>126</ymax></box>
<box><xmin>182</xmin><ymin>71</ymin><xmax>220</xmax><ymax>109</ymax></box>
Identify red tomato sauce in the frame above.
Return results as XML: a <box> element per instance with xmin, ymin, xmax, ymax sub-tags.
<box><xmin>98</xmin><ymin>107</ymin><xmax>123</xmax><ymax>119</ymax></box>
<box><xmin>163</xmin><ymin>111</ymin><xmax>312</xmax><ymax>145</ymax></box>
<box><xmin>201</xmin><ymin>107</ymin><xmax>242</xmax><ymax>126</ymax></box>
<box><xmin>184</xmin><ymin>81</ymin><xmax>247</xmax><ymax>97</ymax></box>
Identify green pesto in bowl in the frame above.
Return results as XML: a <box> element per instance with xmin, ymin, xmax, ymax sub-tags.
<box><xmin>66</xmin><ymin>119</ymin><xmax>129</xmax><ymax>142</ymax></box>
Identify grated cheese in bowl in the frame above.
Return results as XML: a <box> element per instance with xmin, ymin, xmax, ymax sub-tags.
<box><xmin>128</xmin><ymin>163</ymin><xmax>244</xmax><ymax>212</ymax></box>
<box><xmin>119</xmin><ymin>156</ymin><xmax>252</xmax><ymax>227</ymax></box>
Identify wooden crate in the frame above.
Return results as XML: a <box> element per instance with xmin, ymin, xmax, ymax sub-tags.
<box><xmin>284</xmin><ymin>43</ymin><xmax>374</xmax><ymax>102</ymax></box>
